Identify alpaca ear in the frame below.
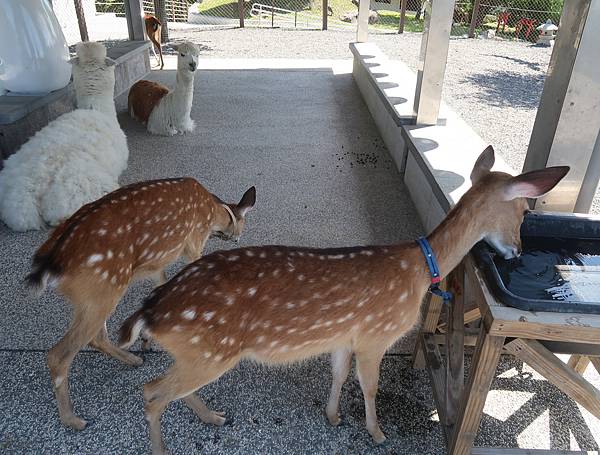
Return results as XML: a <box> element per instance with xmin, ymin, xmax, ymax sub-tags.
<box><xmin>69</xmin><ymin>57</ymin><xmax>80</xmax><ymax>66</ymax></box>
<box><xmin>104</xmin><ymin>58</ymin><xmax>116</xmax><ymax>67</ymax></box>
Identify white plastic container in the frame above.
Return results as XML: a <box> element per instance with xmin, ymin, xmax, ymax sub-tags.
<box><xmin>0</xmin><ymin>0</ymin><xmax>71</xmax><ymax>94</ymax></box>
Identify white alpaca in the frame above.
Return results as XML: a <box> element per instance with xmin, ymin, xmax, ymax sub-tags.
<box><xmin>0</xmin><ymin>42</ymin><xmax>128</xmax><ymax>232</ymax></box>
<box><xmin>128</xmin><ymin>41</ymin><xmax>199</xmax><ymax>136</ymax></box>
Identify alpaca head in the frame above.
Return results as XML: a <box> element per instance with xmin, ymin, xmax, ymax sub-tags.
<box><xmin>70</xmin><ymin>42</ymin><xmax>117</xmax><ymax>119</ymax></box>
<box><xmin>173</xmin><ymin>42</ymin><xmax>200</xmax><ymax>75</ymax></box>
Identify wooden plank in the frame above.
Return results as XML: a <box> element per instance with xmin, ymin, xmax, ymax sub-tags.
<box><xmin>568</xmin><ymin>355</ymin><xmax>591</xmax><ymax>374</ymax></box>
<box><xmin>398</xmin><ymin>0</ymin><xmax>407</xmax><ymax>34</ymax></box>
<box><xmin>433</xmin><ymin>334</ymin><xmax>478</xmax><ymax>346</ymax></box>
<box><xmin>446</xmin><ymin>264</ymin><xmax>465</xmax><ymax>428</ymax></box>
<box><xmin>413</xmin><ymin>289</ymin><xmax>444</xmax><ymax>369</ymax></box>
<box><xmin>322</xmin><ymin>0</ymin><xmax>328</xmax><ymax>30</ymax></box>
<box><xmin>238</xmin><ymin>0</ymin><xmax>245</xmax><ymax>27</ymax></box>
<box><xmin>449</xmin><ymin>329</ymin><xmax>505</xmax><ymax>455</ymax></box>
<box><xmin>73</xmin><ymin>0</ymin><xmax>89</xmax><ymax>41</ymax></box>
<box><xmin>504</xmin><ymin>339</ymin><xmax>600</xmax><ymax>420</ymax></box>
<box><xmin>591</xmin><ymin>356</ymin><xmax>600</xmax><ymax>375</ymax></box>
<box><xmin>467</xmin><ymin>0</ymin><xmax>481</xmax><ymax>38</ymax></box>
<box><xmin>472</xmin><ymin>448</ymin><xmax>598</xmax><ymax>455</ymax></box>
<box><xmin>438</xmin><ymin>308</ymin><xmax>481</xmax><ymax>333</ymax></box>
<box><xmin>421</xmin><ymin>333</ymin><xmax>449</xmax><ymax>441</ymax></box>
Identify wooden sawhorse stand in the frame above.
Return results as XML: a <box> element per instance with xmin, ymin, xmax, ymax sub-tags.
<box><xmin>413</xmin><ymin>255</ymin><xmax>600</xmax><ymax>455</ymax></box>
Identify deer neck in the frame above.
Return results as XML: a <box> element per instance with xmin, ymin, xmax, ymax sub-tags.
<box><xmin>426</xmin><ymin>199</ymin><xmax>485</xmax><ymax>281</ymax></box>
<box><xmin>211</xmin><ymin>202</ymin><xmax>235</xmax><ymax>233</ymax></box>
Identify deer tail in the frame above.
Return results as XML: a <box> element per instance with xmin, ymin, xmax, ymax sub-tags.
<box><xmin>119</xmin><ymin>309</ymin><xmax>148</xmax><ymax>349</ymax></box>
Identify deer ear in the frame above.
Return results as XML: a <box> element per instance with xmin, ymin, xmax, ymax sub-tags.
<box><xmin>502</xmin><ymin>166</ymin><xmax>570</xmax><ymax>201</ymax></box>
<box><xmin>470</xmin><ymin>146</ymin><xmax>495</xmax><ymax>184</ymax></box>
<box><xmin>236</xmin><ymin>186</ymin><xmax>256</xmax><ymax>218</ymax></box>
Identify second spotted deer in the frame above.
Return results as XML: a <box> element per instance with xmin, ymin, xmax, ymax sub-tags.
<box><xmin>27</xmin><ymin>178</ymin><xmax>255</xmax><ymax>431</ymax></box>
<box><xmin>119</xmin><ymin>147</ymin><xmax>568</xmax><ymax>454</ymax></box>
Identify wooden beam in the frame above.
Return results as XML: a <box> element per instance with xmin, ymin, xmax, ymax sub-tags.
<box><xmin>438</xmin><ymin>308</ymin><xmax>481</xmax><ymax>333</ymax></box>
<box><xmin>568</xmin><ymin>355</ymin><xmax>591</xmax><ymax>375</ymax></box>
<box><xmin>445</xmin><ymin>264</ymin><xmax>465</xmax><ymax>428</ymax></box>
<box><xmin>449</xmin><ymin>329</ymin><xmax>505</xmax><ymax>455</ymax></box>
<box><xmin>467</xmin><ymin>0</ymin><xmax>481</xmax><ymax>38</ymax></box>
<box><xmin>421</xmin><ymin>333</ymin><xmax>449</xmax><ymax>441</ymax></box>
<box><xmin>73</xmin><ymin>0</ymin><xmax>89</xmax><ymax>42</ymax></box>
<box><xmin>322</xmin><ymin>0</ymin><xmax>328</xmax><ymax>30</ymax></box>
<box><xmin>238</xmin><ymin>0</ymin><xmax>245</xmax><ymax>27</ymax></box>
<box><xmin>413</xmin><ymin>289</ymin><xmax>444</xmax><ymax>369</ymax></box>
<box><xmin>504</xmin><ymin>339</ymin><xmax>600</xmax><ymax>420</ymax></box>
<box><xmin>398</xmin><ymin>0</ymin><xmax>407</xmax><ymax>34</ymax></box>
<box><xmin>591</xmin><ymin>356</ymin><xmax>600</xmax><ymax>375</ymax></box>
<box><xmin>433</xmin><ymin>334</ymin><xmax>478</xmax><ymax>346</ymax></box>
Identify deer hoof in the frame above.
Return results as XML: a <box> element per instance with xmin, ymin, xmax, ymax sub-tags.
<box><xmin>327</xmin><ymin>413</ymin><xmax>341</xmax><ymax>426</ymax></box>
<box><xmin>62</xmin><ymin>414</ymin><xmax>87</xmax><ymax>431</ymax></box>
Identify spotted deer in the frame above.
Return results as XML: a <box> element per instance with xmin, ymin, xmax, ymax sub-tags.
<box><xmin>119</xmin><ymin>147</ymin><xmax>568</xmax><ymax>454</ymax></box>
<box><xmin>26</xmin><ymin>178</ymin><xmax>256</xmax><ymax>431</ymax></box>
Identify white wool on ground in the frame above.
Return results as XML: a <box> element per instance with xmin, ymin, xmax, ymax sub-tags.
<box><xmin>0</xmin><ymin>42</ymin><xmax>128</xmax><ymax>231</ymax></box>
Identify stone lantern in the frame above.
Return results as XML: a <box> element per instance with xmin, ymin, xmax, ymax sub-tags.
<box><xmin>536</xmin><ymin>19</ymin><xmax>558</xmax><ymax>46</ymax></box>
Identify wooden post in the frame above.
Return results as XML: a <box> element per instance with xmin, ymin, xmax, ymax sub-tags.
<box><xmin>125</xmin><ymin>0</ymin><xmax>146</xmax><ymax>41</ymax></box>
<box><xmin>468</xmin><ymin>0</ymin><xmax>481</xmax><ymax>38</ymax></box>
<box><xmin>445</xmin><ymin>264</ymin><xmax>465</xmax><ymax>428</ymax></box>
<box><xmin>73</xmin><ymin>0</ymin><xmax>89</xmax><ymax>42</ymax></box>
<box><xmin>398</xmin><ymin>0</ymin><xmax>407</xmax><ymax>34</ymax></box>
<box><xmin>239</xmin><ymin>0</ymin><xmax>245</xmax><ymax>27</ymax></box>
<box><xmin>322</xmin><ymin>0</ymin><xmax>328</xmax><ymax>30</ymax></box>
<box><xmin>154</xmin><ymin>0</ymin><xmax>170</xmax><ymax>42</ymax></box>
<box><xmin>449</xmin><ymin>329</ymin><xmax>504</xmax><ymax>455</ymax></box>
<box><xmin>271</xmin><ymin>0</ymin><xmax>275</xmax><ymax>27</ymax></box>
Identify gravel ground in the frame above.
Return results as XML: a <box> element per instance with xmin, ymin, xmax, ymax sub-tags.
<box><xmin>168</xmin><ymin>27</ymin><xmax>600</xmax><ymax>214</ymax></box>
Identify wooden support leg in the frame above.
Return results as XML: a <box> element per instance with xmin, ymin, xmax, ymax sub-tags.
<box><xmin>446</xmin><ymin>264</ymin><xmax>465</xmax><ymax>428</ymax></box>
<box><xmin>413</xmin><ymin>289</ymin><xmax>444</xmax><ymax>369</ymax></box>
<box><xmin>449</xmin><ymin>328</ymin><xmax>505</xmax><ymax>455</ymax></box>
<box><xmin>591</xmin><ymin>356</ymin><xmax>600</xmax><ymax>375</ymax></box>
<box><xmin>421</xmin><ymin>333</ymin><xmax>449</xmax><ymax>442</ymax></box>
<box><xmin>504</xmin><ymin>339</ymin><xmax>600</xmax><ymax>420</ymax></box>
<box><xmin>567</xmin><ymin>355</ymin><xmax>591</xmax><ymax>375</ymax></box>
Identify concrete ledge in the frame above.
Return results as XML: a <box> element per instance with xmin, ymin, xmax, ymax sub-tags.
<box><xmin>0</xmin><ymin>40</ymin><xmax>150</xmax><ymax>162</ymax></box>
<box><xmin>350</xmin><ymin>42</ymin><xmax>417</xmax><ymax>172</ymax></box>
<box><xmin>351</xmin><ymin>42</ymin><xmax>515</xmax><ymax>232</ymax></box>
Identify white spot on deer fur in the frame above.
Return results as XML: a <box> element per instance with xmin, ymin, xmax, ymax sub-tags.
<box><xmin>54</xmin><ymin>376</ymin><xmax>64</xmax><ymax>387</ymax></box>
<box><xmin>225</xmin><ymin>295</ymin><xmax>235</xmax><ymax>306</ymax></box>
<box><xmin>182</xmin><ymin>309</ymin><xmax>196</xmax><ymax>320</ymax></box>
<box><xmin>274</xmin><ymin>325</ymin><xmax>284</xmax><ymax>332</ymax></box>
<box><xmin>256</xmin><ymin>336</ymin><xmax>265</xmax><ymax>343</ymax></box>
<box><xmin>247</xmin><ymin>288</ymin><xmax>257</xmax><ymax>297</ymax></box>
<box><xmin>400</xmin><ymin>260</ymin><xmax>408</xmax><ymax>270</ymax></box>
<box><xmin>399</xmin><ymin>291</ymin><xmax>408</xmax><ymax>302</ymax></box>
<box><xmin>365</xmin><ymin>314</ymin><xmax>374</xmax><ymax>322</ymax></box>
<box><xmin>361</xmin><ymin>250</ymin><xmax>374</xmax><ymax>256</ymax></box>
<box><xmin>297</xmin><ymin>274</ymin><xmax>305</xmax><ymax>281</ymax></box>
<box><xmin>286</xmin><ymin>302</ymin><xmax>295</xmax><ymax>309</ymax></box>
<box><xmin>110</xmin><ymin>276</ymin><xmax>117</xmax><ymax>285</ymax></box>
<box><xmin>190</xmin><ymin>336</ymin><xmax>200</xmax><ymax>344</ymax></box>
<box><xmin>101</xmin><ymin>271</ymin><xmax>108</xmax><ymax>281</ymax></box>
<box><xmin>270</xmin><ymin>340</ymin><xmax>279</xmax><ymax>348</ymax></box>
<box><xmin>388</xmin><ymin>282</ymin><xmax>395</xmax><ymax>291</ymax></box>
<box><xmin>214</xmin><ymin>354</ymin><xmax>223</xmax><ymax>361</ymax></box>
<box><xmin>163</xmin><ymin>312</ymin><xmax>171</xmax><ymax>320</ymax></box>
<box><xmin>259</xmin><ymin>252</ymin><xmax>267</xmax><ymax>259</ymax></box>
<box><xmin>220</xmin><ymin>337</ymin><xmax>229</xmax><ymax>345</ymax></box>
<box><xmin>329</xmin><ymin>254</ymin><xmax>345</xmax><ymax>259</ymax></box>
<box><xmin>258</xmin><ymin>272</ymin><xmax>265</xmax><ymax>278</ymax></box>
<box><xmin>203</xmin><ymin>311</ymin><xmax>215</xmax><ymax>321</ymax></box>
<box><xmin>87</xmin><ymin>254</ymin><xmax>104</xmax><ymax>265</ymax></box>
<box><xmin>246</xmin><ymin>250</ymin><xmax>254</xmax><ymax>257</ymax></box>
<box><xmin>218</xmin><ymin>317</ymin><xmax>226</xmax><ymax>325</ymax></box>
<box><xmin>172</xmin><ymin>325</ymin><xmax>182</xmax><ymax>332</ymax></box>
<box><xmin>272</xmin><ymin>269</ymin><xmax>281</xmax><ymax>277</ymax></box>
<box><xmin>97</xmin><ymin>229</ymin><xmax>107</xmax><ymax>236</ymax></box>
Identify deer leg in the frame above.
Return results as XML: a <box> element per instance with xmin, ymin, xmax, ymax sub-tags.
<box><xmin>90</xmin><ymin>323</ymin><xmax>143</xmax><ymax>366</ymax></box>
<box><xmin>326</xmin><ymin>347</ymin><xmax>352</xmax><ymax>426</ymax></box>
<box><xmin>355</xmin><ymin>350</ymin><xmax>386</xmax><ymax>444</ymax></box>
<box><xmin>47</xmin><ymin>305</ymin><xmax>106</xmax><ymax>430</ymax></box>
<box><xmin>144</xmin><ymin>360</ymin><xmax>233</xmax><ymax>455</ymax></box>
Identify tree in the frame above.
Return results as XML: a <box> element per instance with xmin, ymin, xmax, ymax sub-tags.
<box><xmin>154</xmin><ymin>0</ymin><xmax>169</xmax><ymax>43</ymax></box>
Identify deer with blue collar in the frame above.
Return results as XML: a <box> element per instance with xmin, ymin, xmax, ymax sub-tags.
<box><xmin>119</xmin><ymin>146</ymin><xmax>568</xmax><ymax>454</ymax></box>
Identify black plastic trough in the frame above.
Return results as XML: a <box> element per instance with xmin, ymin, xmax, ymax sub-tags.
<box><xmin>472</xmin><ymin>211</ymin><xmax>600</xmax><ymax>314</ymax></box>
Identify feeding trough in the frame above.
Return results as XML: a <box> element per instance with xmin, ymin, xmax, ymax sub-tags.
<box><xmin>473</xmin><ymin>211</ymin><xmax>600</xmax><ymax>314</ymax></box>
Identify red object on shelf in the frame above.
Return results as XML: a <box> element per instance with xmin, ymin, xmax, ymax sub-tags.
<box><xmin>515</xmin><ymin>17</ymin><xmax>536</xmax><ymax>39</ymax></box>
<box><xmin>496</xmin><ymin>11</ymin><xmax>510</xmax><ymax>33</ymax></box>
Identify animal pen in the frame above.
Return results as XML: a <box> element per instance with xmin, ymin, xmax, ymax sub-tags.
<box><xmin>0</xmin><ymin>0</ymin><xmax>599</xmax><ymax>454</ymax></box>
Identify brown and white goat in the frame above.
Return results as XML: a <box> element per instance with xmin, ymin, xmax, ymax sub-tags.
<box><xmin>119</xmin><ymin>147</ymin><xmax>568</xmax><ymax>454</ymax></box>
<box><xmin>145</xmin><ymin>14</ymin><xmax>164</xmax><ymax>70</ymax></box>
<box><xmin>27</xmin><ymin>178</ymin><xmax>255</xmax><ymax>431</ymax></box>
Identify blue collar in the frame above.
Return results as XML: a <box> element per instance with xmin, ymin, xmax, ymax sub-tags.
<box><xmin>417</xmin><ymin>237</ymin><xmax>453</xmax><ymax>305</ymax></box>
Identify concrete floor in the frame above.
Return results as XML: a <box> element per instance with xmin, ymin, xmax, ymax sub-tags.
<box><xmin>1</xmin><ymin>60</ymin><xmax>599</xmax><ymax>453</ymax></box>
